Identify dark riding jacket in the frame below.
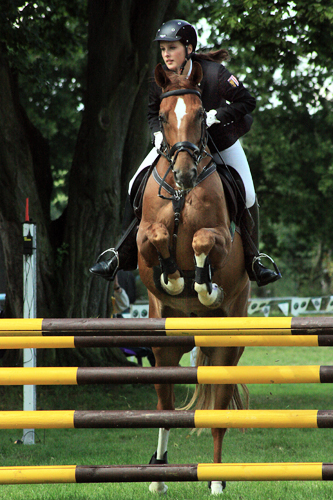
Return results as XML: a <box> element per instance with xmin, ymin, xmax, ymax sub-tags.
<box><xmin>147</xmin><ymin>57</ymin><xmax>256</xmax><ymax>151</ymax></box>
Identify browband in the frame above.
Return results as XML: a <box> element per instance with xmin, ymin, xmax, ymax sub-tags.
<box><xmin>160</xmin><ymin>89</ymin><xmax>202</xmax><ymax>101</ymax></box>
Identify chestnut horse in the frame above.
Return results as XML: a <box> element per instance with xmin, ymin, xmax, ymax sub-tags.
<box><xmin>137</xmin><ymin>62</ymin><xmax>250</xmax><ymax>495</ymax></box>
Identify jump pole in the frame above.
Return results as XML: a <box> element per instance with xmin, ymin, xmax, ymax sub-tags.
<box><xmin>0</xmin><ymin>462</ymin><xmax>332</xmax><ymax>484</ymax></box>
<box><xmin>1</xmin><ymin>409</ymin><xmax>333</xmax><ymax>429</ymax></box>
<box><xmin>0</xmin><ymin>334</ymin><xmax>333</xmax><ymax>348</ymax></box>
<box><xmin>2</xmin><ymin>316</ymin><xmax>333</xmax><ymax>335</ymax></box>
<box><xmin>1</xmin><ymin>365</ymin><xmax>333</xmax><ymax>385</ymax></box>
<box><xmin>22</xmin><ymin>198</ymin><xmax>37</xmax><ymax>445</ymax></box>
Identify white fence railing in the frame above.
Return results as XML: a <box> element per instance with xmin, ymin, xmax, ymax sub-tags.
<box><xmin>126</xmin><ymin>296</ymin><xmax>333</xmax><ymax>318</ymax></box>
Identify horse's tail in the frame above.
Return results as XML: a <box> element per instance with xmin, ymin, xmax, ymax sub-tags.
<box><xmin>181</xmin><ymin>348</ymin><xmax>249</xmax><ymax>413</ymax></box>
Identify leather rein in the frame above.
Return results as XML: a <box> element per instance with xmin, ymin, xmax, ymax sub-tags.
<box><xmin>153</xmin><ymin>88</ymin><xmax>217</xmax><ymax>254</ymax></box>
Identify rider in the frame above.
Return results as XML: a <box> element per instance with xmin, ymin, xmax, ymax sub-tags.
<box><xmin>90</xmin><ymin>19</ymin><xmax>281</xmax><ymax>287</ymax></box>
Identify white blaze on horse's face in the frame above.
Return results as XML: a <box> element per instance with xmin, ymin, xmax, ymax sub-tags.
<box><xmin>174</xmin><ymin>97</ymin><xmax>187</xmax><ymax>131</ymax></box>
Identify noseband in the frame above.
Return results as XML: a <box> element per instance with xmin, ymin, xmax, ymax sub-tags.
<box><xmin>158</xmin><ymin>88</ymin><xmax>208</xmax><ymax>169</ymax></box>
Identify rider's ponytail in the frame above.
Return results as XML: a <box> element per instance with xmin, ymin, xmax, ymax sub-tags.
<box><xmin>192</xmin><ymin>49</ymin><xmax>230</xmax><ymax>63</ymax></box>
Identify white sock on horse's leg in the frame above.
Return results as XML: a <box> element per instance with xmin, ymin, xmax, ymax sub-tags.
<box><xmin>156</xmin><ymin>428</ymin><xmax>170</xmax><ymax>459</ymax></box>
<box><xmin>149</xmin><ymin>428</ymin><xmax>170</xmax><ymax>494</ymax></box>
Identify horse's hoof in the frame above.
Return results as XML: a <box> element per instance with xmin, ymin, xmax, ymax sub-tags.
<box><xmin>195</xmin><ymin>283</ymin><xmax>224</xmax><ymax>308</ymax></box>
<box><xmin>149</xmin><ymin>482</ymin><xmax>168</xmax><ymax>494</ymax></box>
<box><xmin>208</xmin><ymin>480</ymin><xmax>226</xmax><ymax>495</ymax></box>
<box><xmin>160</xmin><ymin>276</ymin><xmax>184</xmax><ymax>295</ymax></box>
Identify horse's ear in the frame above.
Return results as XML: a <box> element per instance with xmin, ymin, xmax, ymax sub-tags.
<box><xmin>155</xmin><ymin>63</ymin><xmax>171</xmax><ymax>89</ymax></box>
<box><xmin>189</xmin><ymin>61</ymin><xmax>203</xmax><ymax>86</ymax></box>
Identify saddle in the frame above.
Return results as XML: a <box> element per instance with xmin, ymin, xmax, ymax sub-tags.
<box><xmin>215</xmin><ymin>162</ymin><xmax>246</xmax><ymax>228</ymax></box>
<box><xmin>131</xmin><ymin>158</ymin><xmax>160</xmax><ymax>220</ymax></box>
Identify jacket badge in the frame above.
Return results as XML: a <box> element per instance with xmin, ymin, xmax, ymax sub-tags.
<box><xmin>228</xmin><ymin>75</ymin><xmax>239</xmax><ymax>87</ymax></box>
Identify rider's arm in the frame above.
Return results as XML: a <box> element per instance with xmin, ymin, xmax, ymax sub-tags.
<box><xmin>147</xmin><ymin>79</ymin><xmax>162</xmax><ymax>135</ymax></box>
<box><xmin>214</xmin><ymin>65</ymin><xmax>256</xmax><ymax>126</ymax></box>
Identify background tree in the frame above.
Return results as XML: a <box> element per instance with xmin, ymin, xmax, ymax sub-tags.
<box><xmin>0</xmin><ymin>0</ymin><xmax>178</xmax><ymax>323</ymax></box>
<box><xmin>184</xmin><ymin>0</ymin><xmax>333</xmax><ymax>295</ymax></box>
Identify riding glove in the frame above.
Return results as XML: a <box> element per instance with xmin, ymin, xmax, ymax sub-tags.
<box><xmin>206</xmin><ymin>109</ymin><xmax>221</xmax><ymax>128</ymax></box>
<box><xmin>154</xmin><ymin>131</ymin><xmax>163</xmax><ymax>150</ymax></box>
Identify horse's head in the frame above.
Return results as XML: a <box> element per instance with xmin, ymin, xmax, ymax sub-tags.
<box><xmin>155</xmin><ymin>62</ymin><xmax>208</xmax><ymax>191</ymax></box>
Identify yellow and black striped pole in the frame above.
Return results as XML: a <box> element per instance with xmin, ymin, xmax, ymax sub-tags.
<box><xmin>1</xmin><ymin>317</ymin><xmax>333</xmax><ymax>337</ymax></box>
<box><xmin>0</xmin><ymin>334</ymin><xmax>331</xmax><ymax>349</ymax></box>
<box><xmin>0</xmin><ymin>409</ymin><xmax>332</xmax><ymax>429</ymax></box>
<box><xmin>0</xmin><ymin>365</ymin><xmax>332</xmax><ymax>385</ymax></box>
<box><xmin>0</xmin><ymin>462</ymin><xmax>332</xmax><ymax>484</ymax></box>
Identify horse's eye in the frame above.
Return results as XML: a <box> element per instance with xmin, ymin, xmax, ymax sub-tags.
<box><xmin>159</xmin><ymin>114</ymin><xmax>167</xmax><ymax>124</ymax></box>
<box><xmin>197</xmin><ymin>109</ymin><xmax>205</xmax><ymax>121</ymax></box>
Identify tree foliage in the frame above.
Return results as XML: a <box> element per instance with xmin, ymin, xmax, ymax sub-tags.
<box><xmin>184</xmin><ymin>0</ymin><xmax>333</xmax><ymax>294</ymax></box>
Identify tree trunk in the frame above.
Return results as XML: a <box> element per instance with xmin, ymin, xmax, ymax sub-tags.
<box><xmin>0</xmin><ymin>45</ymin><xmax>55</xmax><ymax>319</ymax></box>
<box><xmin>61</xmin><ymin>0</ymin><xmax>173</xmax><ymax>318</ymax></box>
<box><xmin>0</xmin><ymin>0</ymin><xmax>177</xmax><ymax>366</ymax></box>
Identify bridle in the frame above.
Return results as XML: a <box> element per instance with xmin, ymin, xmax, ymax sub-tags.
<box><xmin>158</xmin><ymin>88</ymin><xmax>209</xmax><ymax>171</ymax></box>
<box><xmin>153</xmin><ymin>87</ymin><xmax>217</xmax><ymax>255</ymax></box>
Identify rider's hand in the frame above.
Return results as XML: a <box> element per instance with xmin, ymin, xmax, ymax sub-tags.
<box><xmin>154</xmin><ymin>131</ymin><xmax>163</xmax><ymax>150</ymax></box>
<box><xmin>206</xmin><ymin>110</ymin><xmax>221</xmax><ymax>128</ymax></box>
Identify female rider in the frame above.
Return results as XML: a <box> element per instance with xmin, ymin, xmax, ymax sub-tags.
<box><xmin>90</xmin><ymin>19</ymin><xmax>281</xmax><ymax>287</ymax></box>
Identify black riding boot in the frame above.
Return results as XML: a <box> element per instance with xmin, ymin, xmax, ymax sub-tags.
<box><xmin>241</xmin><ymin>197</ymin><xmax>281</xmax><ymax>287</ymax></box>
<box><xmin>89</xmin><ymin>195</ymin><xmax>138</xmax><ymax>281</ymax></box>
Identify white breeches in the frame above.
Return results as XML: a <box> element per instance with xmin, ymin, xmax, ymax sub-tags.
<box><xmin>212</xmin><ymin>140</ymin><xmax>255</xmax><ymax>208</ymax></box>
<box><xmin>128</xmin><ymin>140</ymin><xmax>255</xmax><ymax>208</ymax></box>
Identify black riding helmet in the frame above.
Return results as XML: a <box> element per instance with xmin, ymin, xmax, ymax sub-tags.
<box><xmin>154</xmin><ymin>19</ymin><xmax>197</xmax><ymax>51</ymax></box>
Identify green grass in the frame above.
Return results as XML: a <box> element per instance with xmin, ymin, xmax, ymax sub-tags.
<box><xmin>0</xmin><ymin>346</ymin><xmax>332</xmax><ymax>498</ymax></box>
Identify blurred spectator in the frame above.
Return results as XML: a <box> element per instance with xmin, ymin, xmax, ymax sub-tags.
<box><xmin>112</xmin><ymin>272</ymin><xmax>155</xmax><ymax>367</ymax></box>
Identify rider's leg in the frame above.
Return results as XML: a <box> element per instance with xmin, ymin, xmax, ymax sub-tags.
<box><xmin>241</xmin><ymin>196</ymin><xmax>281</xmax><ymax>286</ymax></box>
<box><xmin>89</xmin><ymin>148</ymin><xmax>159</xmax><ymax>281</ymax></box>
<box><xmin>89</xmin><ymin>195</ymin><xmax>138</xmax><ymax>281</ymax></box>
<box><xmin>214</xmin><ymin>141</ymin><xmax>281</xmax><ymax>287</ymax></box>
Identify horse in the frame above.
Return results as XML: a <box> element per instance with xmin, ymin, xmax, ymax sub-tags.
<box><xmin>136</xmin><ymin>62</ymin><xmax>250</xmax><ymax>495</ymax></box>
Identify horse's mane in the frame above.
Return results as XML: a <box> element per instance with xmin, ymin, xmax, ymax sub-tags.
<box><xmin>163</xmin><ymin>71</ymin><xmax>201</xmax><ymax>94</ymax></box>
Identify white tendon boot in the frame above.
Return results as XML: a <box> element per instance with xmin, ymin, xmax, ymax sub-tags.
<box><xmin>149</xmin><ymin>428</ymin><xmax>170</xmax><ymax>494</ymax></box>
<box><xmin>194</xmin><ymin>253</ymin><xmax>223</xmax><ymax>308</ymax></box>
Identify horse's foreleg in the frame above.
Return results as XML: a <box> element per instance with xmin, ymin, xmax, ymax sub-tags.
<box><xmin>145</xmin><ymin>223</ymin><xmax>184</xmax><ymax>296</ymax></box>
<box><xmin>209</xmin><ymin>347</ymin><xmax>244</xmax><ymax>495</ymax></box>
<box><xmin>192</xmin><ymin>228</ymin><xmax>230</xmax><ymax>308</ymax></box>
<box><xmin>149</xmin><ymin>427</ymin><xmax>170</xmax><ymax>494</ymax></box>
<box><xmin>210</xmin><ymin>384</ymin><xmax>234</xmax><ymax>495</ymax></box>
<box><xmin>149</xmin><ymin>382</ymin><xmax>174</xmax><ymax>494</ymax></box>
<box><xmin>149</xmin><ymin>346</ymin><xmax>185</xmax><ymax>494</ymax></box>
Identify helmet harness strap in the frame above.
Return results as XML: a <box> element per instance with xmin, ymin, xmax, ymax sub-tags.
<box><xmin>179</xmin><ymin>46</ymin><xmax>190</xmax><ymax>75</ymax></box>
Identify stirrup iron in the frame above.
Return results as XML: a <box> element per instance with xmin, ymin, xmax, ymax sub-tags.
<box><xmin>96</xmin><ymin>248</ymin><xmax>119</xmax><ymax>281</ymax></box>
<box><xmin>252</xmin><ymin>253</ymin><xmax>281</xmax><ymax>278</ymax></box>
